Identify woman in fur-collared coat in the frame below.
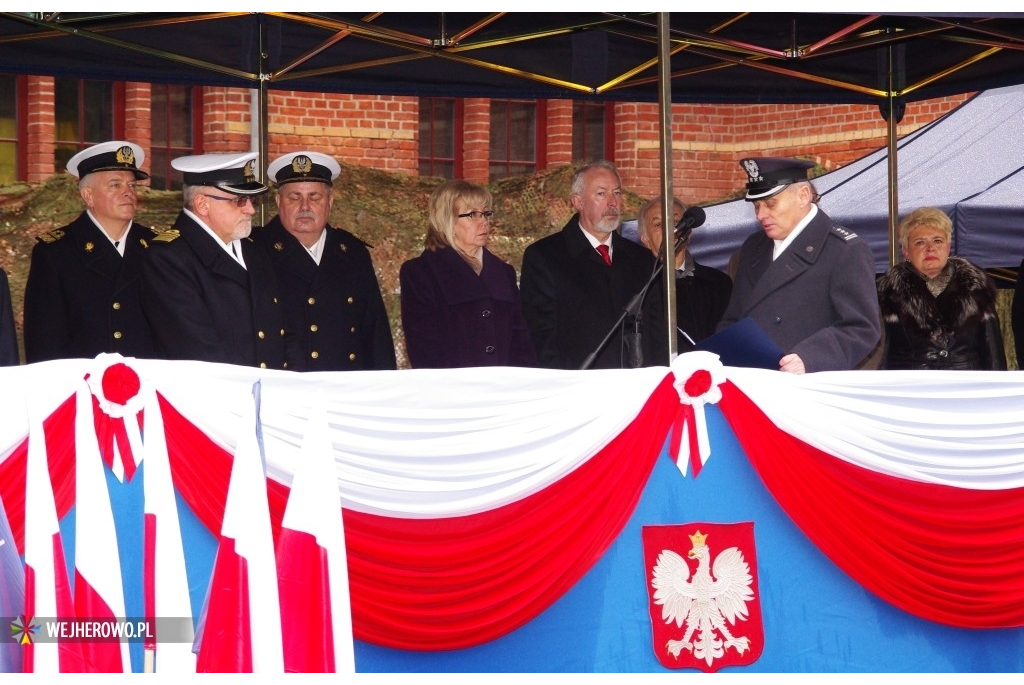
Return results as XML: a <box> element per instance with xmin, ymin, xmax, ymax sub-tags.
<box><xmin>877</xmin><ymin>207</ymin><xmax>1006</xmax><ymax>370</ymax></box>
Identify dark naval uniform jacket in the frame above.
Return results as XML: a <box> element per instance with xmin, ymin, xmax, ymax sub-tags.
<box><xmin>253</xmin><ymin>217</ymin><xmax>396</xmax><ymax>371</ymax></box>
<box><xmin>399</xmin><ymin>246</ymin><xmax>537</xmax><ymax>368</ymax></box>
<box><xmin>23</xmin><ymin>211</ymin><xmax>156</xmax><ymax>363</ymax></box>
<box><xmin>141</xmin><ymin>210</ymin><xmax>296</xmax><ymax>370</ymax></box>
<box><xmin>718</xmin><ymin>207</ymin><xmax>881</xmax><ymax>372</ymax></box>
<box><xmin>520</xmin><ymin>214</ymin><xmax>664</xmax><ymax>370</ymax></box>
<box><xmin>1</xmin><ymin>268</ymin><xmax>18</xmax><ymax>365</ymax></box>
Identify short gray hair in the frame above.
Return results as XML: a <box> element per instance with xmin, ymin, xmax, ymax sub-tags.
<box><xmin>182</xmin><ymin>184</ymin><xmax>202</xmax><ymax>212</ymax></box>
<box><xmin>570</xmin><ymin>160</ymin><xmax>620</xmax><ymax>198</ymax></box>
<box><xmin>637</xmin><ymin>196</ymin><xmax>685</xmax><ymax>241</ymax></box>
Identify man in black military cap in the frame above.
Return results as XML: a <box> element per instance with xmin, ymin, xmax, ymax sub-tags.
<box><xmin>718</xmin><ymin>156</ymin><xmax>880</xmax><ymax>372</ymax></box>
<box><xmin>141</xmin><ymin>152</ymin><xmax>298</xmax><ymax>369</ymax></box>
<box><xmin>23</xmin><ymin>140</ymin><xmax>157</xmax><ymax>362</ymax></box>
<box><xmin>255</xmin><ymin>151</ymin><xmax>395</xmax><ymax>371</ymax></box>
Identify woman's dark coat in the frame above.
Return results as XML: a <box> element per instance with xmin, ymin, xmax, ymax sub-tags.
<box><xmin>878</xmin><ymin>256</ymin><xmax>1006</xmax><ymax>370</ymax></box>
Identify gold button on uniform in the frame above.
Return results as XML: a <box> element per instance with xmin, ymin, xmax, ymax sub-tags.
<box><xmin>311</xmin><ymin>351</ymin><xmax>319</xmax><ymax>359</ymax></box>
<box><xmin>349</xmin><ymin>353</ymin><xmax>356</xmax><ymax>361</ymax></box>
<box><xmin>346</xmin><ymin>296</ymin><xmax>354</xmax><ymax>304</ymax></box>
<box><xmin>350</xmin><ymin>326</ymin><xmax>356</xmax><ymax>333</ymax></box>
<box><xmin>112</xmin><ymin>302</ymin><xmax>121</xmax><ymax>310</ymax></box>
<box><xmin>310</xmin><ymin>324</ymin><xmax>318</xmax><ymax>332</ymax></box>
<box><xmin>280</xmin><ymin>329</ymin><xmax>285</xmax><ymax>336</ymax></box>
<box><xmin>308</xmin><ymin>297</ymin><xmax>316</xmax><ymax>305</ymax></box>
<box><xmin>260</xmin><ymin>362</ymin><xmax>267</xmax><ymax>369</ymax></box>
<box><xmin>258</xmin><ymin>330</ymin><xmax>265</xmax><ymax>339</ymax></box>
<box><xmin>113</xmin><ymin>331</ymin><xmax>122</xmax><ymax>339</ymax></box>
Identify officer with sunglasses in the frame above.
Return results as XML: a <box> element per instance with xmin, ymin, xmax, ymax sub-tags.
<box><xmin>142</xmin><ymin>152</ymin><xmax>299</xmax><ymax>370</ymax></box>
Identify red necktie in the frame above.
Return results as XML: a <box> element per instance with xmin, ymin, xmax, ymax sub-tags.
<box><xmin>596</xmin><ymin>244</ymin><xmax>612</xmax><ymax>266</ymax></box>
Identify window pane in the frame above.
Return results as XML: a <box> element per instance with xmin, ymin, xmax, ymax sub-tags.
<box><xmin>168</xmin><ymin>85</ymin><xmax>192</xmax><ymax>148</ymax></box>
<box><xmin>152</xmin><ymin>85</ymin><xmax>168</xmax><ymax>146</ymax></box>
<box><xmin>507</xmin><ymin>102</ymin><xmax>535</xmax><ymax>162</ymax></box>
<box><xmin>573</xmin><ymin>102</ymin><xmax>605</xmax><ymax>162</ymax></box>
<box><xmin>54</xmin><ymin>78</ymin><xmax>80</xmax><ymax>144</ymax></box>
<box><xmin>418</xmin><ymin>97</ymin><xmax>456</xmax><ymax>180</ymax></box>
<box><xmin>0</xmin><ymin>142</ymin><xmax>14</xmax><ymax>184</ymax></box>
<box><xmin>431</xmin><ymin>99</ymin><xmax>453</xmax><ymax>159</ymax></box>
<box><xmin>83</xmin><ymin>80</ymin><xmax>113</xmax><ymax>144</ymax></box>
<box><xmin>488</xmin><ymin>101</ymin><xmax>508</xmax><ymax>160</ymax></box>
<box><xmin>0</xmin><ymin>75</ymin><xmax>14</xmax><ymax>138</ymax></box>
<box><xmin>149</xmin><ymin>148</ymin><xmax>169</xmax><ymax>191</ymax></box>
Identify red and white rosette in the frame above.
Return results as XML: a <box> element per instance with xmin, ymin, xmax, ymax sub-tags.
<box><xmin>85</xmin><ymin>353</ymin><xmax>147</xmax><ymax>482</ymax></box>
<box><xmin>670</xmin><ymin>352</ymin><xmax>725</xmax><ymax>478</ymax></box>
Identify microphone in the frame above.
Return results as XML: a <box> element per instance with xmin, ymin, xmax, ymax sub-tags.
<box><xmin>674</xmin><ymin>206</ymin><xmax>706</xmax><ymax>240</ymax></box>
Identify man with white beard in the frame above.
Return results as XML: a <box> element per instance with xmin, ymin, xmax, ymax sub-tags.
<box><xmin>142</xmin><ymin>152</ymin><xmax>297</xmax><ymax>369</ymax></box>
<box><xmin>520</xmin><ymin>161</ymin><xmax>661</xmax><ymax>369</ymax></box>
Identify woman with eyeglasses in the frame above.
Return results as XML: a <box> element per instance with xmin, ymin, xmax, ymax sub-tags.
<box><xmin>399</xmin><ymin>180</ymin><xmax>537</xmax><ymax>368</ymax></box>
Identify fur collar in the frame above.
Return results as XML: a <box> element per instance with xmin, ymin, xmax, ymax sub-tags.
<box><xmin>878</xmin><ymin>256</ymin><xmax>997</xmax><ymax>339</ymax></box>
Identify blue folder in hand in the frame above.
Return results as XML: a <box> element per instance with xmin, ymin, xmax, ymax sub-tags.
<box><xmin>695</xmin><ymin>317</ymin><xmax>783</xmax><ymax>370</ymax></box>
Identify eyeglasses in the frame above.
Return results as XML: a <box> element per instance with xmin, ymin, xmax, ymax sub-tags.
<box><xmin>203</xmin><ymin>194</ymin><xmax>254</xmax><ymax>208</ymax></box>
<box><xmin>457</xmin><ymin>210</ymin><xmax>495</xmax><ymax>221</ymax></box>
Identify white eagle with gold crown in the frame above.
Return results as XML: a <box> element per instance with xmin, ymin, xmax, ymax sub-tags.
<box><xmin>651</xmin><ymin>530</ymin><xmax>754</xmax><ymax>667</ymax></box>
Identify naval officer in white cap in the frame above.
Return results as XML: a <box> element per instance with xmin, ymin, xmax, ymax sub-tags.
<box><xmin>254</xmin><ymin>150</ymin><xmax>395</xmax><ymax>371</ymax></box>
<box><xmin>141</xmin><ymin>152</ymin><xmax>297</xmax><ymax>369</ymax></box>
<box><xmin>23</xmin><ymin>140</ymin><xmax>157</xmax><ymax>362</ymax></box>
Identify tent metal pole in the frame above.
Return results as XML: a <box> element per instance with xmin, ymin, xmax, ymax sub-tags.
<box><xmin>658</xmin><ymin>12</ymin><xmax>678</xmax><ymax>363</ymax></box>
<box><xmin>256</xmin><ymin>13</ymin><xmax>270</xmax><ymax>228</ymax></box>
<box><xmin>886</xmin><ymin>45</ymin><xmax>899</xmax><ymax>268</ymax></box>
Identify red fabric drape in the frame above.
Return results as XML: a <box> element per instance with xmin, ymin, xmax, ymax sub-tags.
<box><xmin>718</xmin><ymin>380</ymin><xmax>1024</xmax><ymax>628</ymax></box>
<box><xmin>0</xmin><ymin>395</ymin><xmax>78</xmax><ymax>555</ymax></box>
<box><xmin>157</xmin><ymin>377</ymin><xmax>680</xmax><ymax>650</ymax></box>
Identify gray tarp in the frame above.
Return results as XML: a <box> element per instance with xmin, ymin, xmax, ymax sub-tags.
<box><xmin>689</xmin><ymin>84</ymin><xmax>1024</xmax><ymax>273</ymax></box>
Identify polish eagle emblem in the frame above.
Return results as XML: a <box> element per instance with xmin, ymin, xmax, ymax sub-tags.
<box><xmin>650</xmin><ymin>529</ymin><xmax>754</xmax><ymax>668</ymax></box>
<box><xmin>741</xmin><ymin>158</ymin><xmax>761</xmax><ymax>182</ymax></box>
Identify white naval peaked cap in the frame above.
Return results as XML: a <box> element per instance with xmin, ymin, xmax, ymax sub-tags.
<box><xmin>67</xmin><ymin>140</ymin><xmax>149</xmax><ymax>180</ymax></box>
<box><xmin>172</xmin><ymin>151</ymin><xmax>268</xmax><ymax>196</ymax></box>
<box><xmin>267</xmin><ymin>151</ymin><xmax>341</xmax><ymax>186</ymax></box>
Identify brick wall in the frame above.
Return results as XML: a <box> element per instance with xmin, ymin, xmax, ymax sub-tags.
<box><xmin>462</xmin><ymin>98</ymin><xmax>491</xmax><ymax>184</ymax></box>
<box><xmin>621</xmin><ymin>94</ymin><xmax>971</xmax><ymax>203</ymax></box>
<box><xmin>546</xmin><ymin>99</ymin><xmax>574</xmax><ymax>167</ymax></box>
<box><xmin>265</xmin><ymin>90</ymin><xmax>418</xmax><ymax>172</ymax></box>
<box><xmin>201</xmin><ymin>87</ymin><xmax>253</xmax><ymax>152</ymax></box>
<box><xmin>123</xmin><ymin>82</ymin><xmax>151</xmax><ymax>175</ymax></box>
<box><xmin>13</xmin><ymin>74</ymin><xmax>970</xmax><ymax>198</ymax></box>
<box><xmin>25</xmin><ymin>76</ymin><xmax>54</xmax><ymax>181</ymax></box>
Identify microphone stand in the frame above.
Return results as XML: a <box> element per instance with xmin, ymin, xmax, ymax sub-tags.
<box><xmin>578</xmin><ymin>227</ymin><xmax>693</xmax><ymax>370</ymax></box>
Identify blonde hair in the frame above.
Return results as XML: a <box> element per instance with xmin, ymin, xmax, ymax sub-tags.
<box><xmin>425</xmin><ymin>180</ymin><xmax>492</xmax><ymax>251</ymax></box>
<box><xmin>898</xmin><ymin>207</ymin><xmax>952</xmax><ymax>250</ymax></box>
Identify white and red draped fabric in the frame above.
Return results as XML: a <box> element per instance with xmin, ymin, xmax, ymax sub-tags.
<box><xmin>1</xmin><ymin>355</ymin><xmax>1024</xmax><ymax>671</ymax></box>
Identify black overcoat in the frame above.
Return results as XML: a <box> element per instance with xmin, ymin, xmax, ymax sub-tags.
<box><xmin>23</xmin><ymin>212</ymin><xmax>156</xmax><ymax>363</ymax></box>
<box><xmin>141</xmin><ymin>211</ymin><xmax>296</xmax><ymax>370</ymax></box>
<box><xmin>400</xmin><ymin>246</ymin><xmax>536</xmax><ymax>368</ymax></box>
<box><xmin>254</xmin><ymin>218</ymin><xmax>396</xmax><ymax>371</ymax></box>
<box><xmin>520</xmin><ymin>214</ymin><xmax>663</xmax><ymax>370</ymax></box>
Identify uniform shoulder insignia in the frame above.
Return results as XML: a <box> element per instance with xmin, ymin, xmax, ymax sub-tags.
<box><xmin>151</xmin><ymin>228</ymin><xmax>181</xmax><ymax>243</ymax></box>
<box><xmin>37</xmin><ymin>228</ymin><xmax>66</xmax><ymax>244</ymax></box>
<box><xmin>831</xmin><ymin>224</ymin><xmax>858</xmax><ymax>241</ymax></box>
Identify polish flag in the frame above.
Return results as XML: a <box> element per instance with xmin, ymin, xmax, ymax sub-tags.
<box><xmin>72</xmin><ymin>384</ymin><xmax>130</xmax><ymax>672</ymax></box>
<box><xmin>196</xmin><ymin>385</ymin><xmax>283</xmax><ymax>672</ymax></box>
<box><xmin>22</xmin><ymin>397</ymin><xmax>82</xmax><ymax>673</ymax></box>
<box><xmin>142</xmin><ymin>388</ymin><xmax>196</xmax><ymax>672</ymax></box>
<box><xmin>276</xmin><ymin>397</ymin><xmax>354</xmax><ymax>672</ymax></box>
